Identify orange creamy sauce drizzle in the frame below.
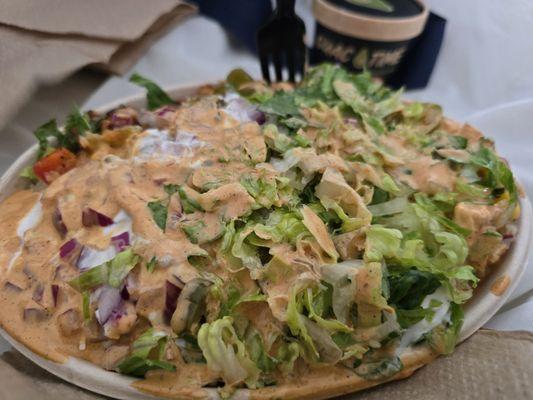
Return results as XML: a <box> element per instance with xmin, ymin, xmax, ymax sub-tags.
<box><xmin>0</xmin><ymin>98</ymin><xmax>265</xmax><ymax>396</ymax></box>
<box><xmin>490</xmin><ymin>274</ymin><xmax>511</xmax><ymax>296</ymax></box>
<box><xmin>0</xmin><ymin>93</ymin><xmax>512</xmax><ymax>397</ymax></box>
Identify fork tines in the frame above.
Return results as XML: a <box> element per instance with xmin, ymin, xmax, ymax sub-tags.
<box><xmin>257</xmin><ymin>0</ymin><xmax>306</xmax><ymax>83</ymax></box>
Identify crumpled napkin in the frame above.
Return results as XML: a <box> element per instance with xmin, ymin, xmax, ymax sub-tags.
<box><xmin>0</xmin><ymin>0</ymin><xmax>196</xmax><ymax>130</ymax></box>
<box><xmin>0</xmin><ymin>330</ymin><xmax>531</xmax><ymax>400</ymax></box>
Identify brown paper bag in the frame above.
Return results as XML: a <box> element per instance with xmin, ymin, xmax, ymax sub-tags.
<box><xmin>0</xmin><ymin>0</ymin><xmax>196</xmax><ymax>130</ymax></box>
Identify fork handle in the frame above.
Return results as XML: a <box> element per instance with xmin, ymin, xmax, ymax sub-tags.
<box><xmin>276</xmin><ymin>0</ymin><xmax>296</xmax><ymax>16</ymax></box>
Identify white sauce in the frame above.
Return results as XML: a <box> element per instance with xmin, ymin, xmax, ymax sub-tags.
<box><xmin>7</xmin><ymin>197</ymin><xmax>43</xmax><ymax>272</ymax></box>
<box><xmin>396</xmin><ymin>287</ymin><xmax>451</xmax><ymax>355</ymax></box>
<box><xmin>134</xmin><ymin>129</ymin><xmax>204</xmax><ymax>159</ymax></box>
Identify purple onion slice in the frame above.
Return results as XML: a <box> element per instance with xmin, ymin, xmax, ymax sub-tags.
<box><xmin>164</xmin><ymin>280</ymin><xmax>182</xmax><ymax>321</ymax></box>
<box><xmin>156</xmin><ymin>105</ymin><xmax>176</xmax><ymax>117</ymax></box>
<box><xmin>250</xmin><ymin>110</ymin><xmax>266</xmax><ymax>125</ymax></box>
<box><xmin>110</xmin><ymin>113</ymin><xmax>135</xmax><ymax>129</ymax></box>
<box><xmin>4</xmin><ymin>282</ymin><xmax>23</xmax><ymax>292</ymax></box>
<box><xmin>96</xmin><ymin>286</ymin><xmax>122</xmax><ymax>325</ymax></box>
<box><xmin>59</xmin><ymin>238</ymin><xmax>81</xmax><ymax>259</ymax></box>
<box><xmin>52</xmin><ymin>284</ymin><xmax>60</xmax><ymax>307</ymax></box>
<box><xmin>111</xmin><ymin>232</ymin><xmax>130</xmax><ymax>252</ymax></box>
<box><xmin>52</xmin><ymin>208</ymin><xmax>67</xmax><ymax>237</ymax></box>
<box><xmin>32</xmin><ymin>284</ymin><xmax>44</xmax><ymax>303</ymax></box>
<box><xmin>82</xmin><ymin>207</ymin><xmax>114</xmax><ymax>227</ymax></box>
<box><xmin>23</xmin><ymin>307</ymin><xmax>48</xmax><ymax>322</ymax></box>
<box><xmin>120</xmin><ymin>285</ymin><xmax>130</xmax><ymax>301</ymax></box>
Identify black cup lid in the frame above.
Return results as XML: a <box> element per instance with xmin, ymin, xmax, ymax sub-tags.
<box><xmin>326</xmin><ymin>0</ymin><xmax>423</xmax><ymax>18</ymax></box>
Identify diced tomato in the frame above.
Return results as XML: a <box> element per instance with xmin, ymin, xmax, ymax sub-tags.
<box><xmin>33</xmin><ymin>148</ymin><xmax>77</xmax><ymax>184</ymax></box>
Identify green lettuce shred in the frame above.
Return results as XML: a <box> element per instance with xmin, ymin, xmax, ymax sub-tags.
<box><xmin>197</xmin><ymin>316</ymin><xmax>261</xmax><ymax>388</ymax></box>
<box><xmin>117</xmin><ymin>328</ymin><xmax>176</xmax><ymax>377</ymax></box>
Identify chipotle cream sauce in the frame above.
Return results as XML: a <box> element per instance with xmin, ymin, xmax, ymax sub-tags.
<box><xmin>0</xmin><ymin>97</ymin><xmax>268</xmax><ymax>397</ymax></box>
<box><xmin>0</xmin><ymin>96</ymin><xmax>516</xmax><ymax>399</ymax></box>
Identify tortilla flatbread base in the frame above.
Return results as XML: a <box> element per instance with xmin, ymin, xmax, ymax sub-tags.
<box><xmin>132</xmin><ymin>345</ymin><xmax>437</xmax><ymax>400</ymax></box>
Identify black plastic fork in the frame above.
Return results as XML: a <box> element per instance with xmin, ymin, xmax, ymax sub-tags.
<box><xmin>257</xmin><ymin>0</ymin><xmax>306</xmax><ymax>83</ymax></box>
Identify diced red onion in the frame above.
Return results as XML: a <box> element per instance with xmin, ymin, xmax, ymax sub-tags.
<box><xmin>53</xmin><ymin>265</ymin><xmax>64</xmax><ymax>280</ymax></box>
<box><xmin>156</xmin><ymin>105</ymin><xmax>176</xmax><ymax>117</ymax></box>
<box><xmin>110</xmin><ymin>113</ymin><xmax>136</xmax><ymax>129</ymax></box>
<box><xmin>52</xmin><ymin>284</ymin><xmax>59</xmax><ymax>306</ymax></box>
<box><xmin>503</xmin><ymin>233</ymin><xmax>514</xmax><ymax>240</ymax></box>
<box><xmin>251</xmin><ymin>110</ymin><xmax>266</xmax><ymax>125</ymax></box>
<box><xmin>120</xmin><ymin>285</ymin><xmax>130</xmax><ymax>301</ymax></box>
<box><xmin>96</xmin><ymin>286</ymin><xmax>122</xmax><ymax>325</ymax></box>
<box><xmin>4</xmin><ymin>282</ymin><xmax>22</xmax><ymax>292</ymax></box>
<box><xmin>57</xmin><ymin>309</ymin><xmax>83</xmax><ymax>336</ymax></box>
<box><xmin>22</xmin><ymin>265</ymin><xmax>34</xmax><ymax>279</ymax></box>
<box><xmin>52</xmin><ymin>208</ymin><xmax>67</xmax><ymax>237</ymax></box>
<box><xmin>82</xmin><ymin>207</ymin><xmax>114</xmax><ymax>227</ymax></box>
<box><xmin>108</xmin><ymin>308</ymin><xmax>125</xmax><ymax>322</ymax></box>
<box><xmin>60</xmin><ymin>238</ymin><xmax>81</xmax><ymax>259</ymax></box>
<box><xmin>165</xmin><ymin>280</ymin><xmax>182</xmax><ymax>321</ymax></box>
<box><xmin>111</xmin><ymin>232</ymin><xmax>130</xmax><ymax>252</ymax></box>
<box><xmin>32</xmin><ymin>284</ymin><xmax>44</xmax><ymax>303</ymax></box>
<box><xmin>23</xmin><ymin>307</ymin><xmax>48</xmax><ymax>322</ymax></box>
<box><xmin>344</xmin><ymin>118</ymin><xmax>360</xmax><ymax>126</ymax></box>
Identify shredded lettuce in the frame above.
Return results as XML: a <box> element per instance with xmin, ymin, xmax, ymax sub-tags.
<box><xmin>321</xmin><ymin>260</ymin><xmax>362</xmax><ymax>325</ymax></box>
<box><xmin>364</xmin><ymin>225</ymin><xmax>402</xmax><ymax>262</ymax></box>
<box><xmin>427</xmin><ymin>302</ymin><xmax>464</xmax><ymax>355</ymax></box>
<box><xmin>470</xmin><ymin>146</ymin><xmax>518</xmax><ymax>203</ymax></box>
<box><xmin>245</xmin><ymin>330</ymin><xmax>278</xmax><ymax>373</ymax></box>
<box><xmin>276</xmin><ymin>341</ymin><xmax>302</xmax><ymax>375</ymax></box>
<box><xmin>107</xmin><ymin>248</ymin><xmax>140</xmax><ymax>288</ymax></box>
<box><xmin>69</xmin><ymin>248</ymin><xmax>139</xmax><ymax>291</ymax></box>
<box><xmin>197</xmin><ymin>316</ymin><xmax>261</xmax><ymax>388</ymax></box>
<box><xmin>366</xmin><ymin>212</ymin><xmax>478</xmax><ymax>304</ymax></box>
<box><xmin>240</xmin><ymin>174</ymin><xmax>297</xmax><ymax>209</ymax></box>
<box><xmin>68</xmin><ymin>264</ymin><xmax>109</xmax><ymax>292</ymax></box>
<box><xmin>117</xmin><ymin>328</ymin><xmax>175</xmax><ymax>377</ymax></box>
<box><xmin>368</xmin><ymin>197</ymin><xmax>408</xmax><ymax>216</ymax></box>
<box><xmin>286</xmin><ymin>277</ymin><xmax>346</xmax><ymax>364</ymax></box>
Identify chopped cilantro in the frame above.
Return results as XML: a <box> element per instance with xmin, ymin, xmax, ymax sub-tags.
<box><xmin>178</xmin><ymin>186</ymin><xmax>203</xmax><ymax>214</ymax></box>
<box><xmin>147</xmin><ymin>200</ymin><xmax>168</xmax><ymax>230</ymax></box>
<box><xmin>33</xmin><ymin>119</ymin><xmax>63</xmax><ymax>159</ymax></box>
<box><xmin>449</xmin><ymin>135</ymin><xmax>468</xmax><ymax>149</ymax></box>
<box><xmin>129</xmin><ymin>73</ymin><xmax>174</xmax><ymax>110</ymax></box>
<box><xmin>164</xmin><ymin>183</ymin><xmax>179</xmax><ymax>196</ymax></box>
<box><xmin>146</xmin><ymin>256</ymin><xmax>157</xmax><ymax>273</ymax></box>
<box><xmin>180</xmin><ymin>220</ymin><xmax>206</xmax><ymax>244</ymax></box>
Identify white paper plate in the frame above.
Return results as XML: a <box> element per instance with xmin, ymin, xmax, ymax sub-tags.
<box><xmin>466</xmin><ymin>98</ymin><xmax>533</xmax><ymax>305</ymax></box>
<box><xmin>0</xmin><ymin>87</ymin><xmax>531</xmax><ymax>400</ymax></box>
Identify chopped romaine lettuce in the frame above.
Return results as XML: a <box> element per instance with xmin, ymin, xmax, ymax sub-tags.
<box><xmin>117</xmin><ymin>328</ymin><xmax>175</xmax><ymax>377</ymax></box>
<box><xmin>69</xmin><ymin>248</ymin><xmax>139</xmax><ymax>291</ymax></box>
<box><xmin>197</xmin><ymin>316</ymin><xmax>261</xmax><ymax>388</ymax></box>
